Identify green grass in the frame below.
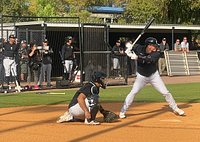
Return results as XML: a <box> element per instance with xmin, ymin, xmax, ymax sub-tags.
<box><xmin>0</xmin><ymin>82</ymin><xmax>199</xmax><ymax>108</ymax></box>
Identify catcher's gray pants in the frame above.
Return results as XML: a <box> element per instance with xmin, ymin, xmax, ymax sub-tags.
<box><xmin>120</xmin><ymin>71</ymin><xmax>178</xmax><ymax>113</ymax></box>
<box><xmin>69</xmin><ymin>99</ymin><xmax>90</xmax><ymax>120</ymax></box>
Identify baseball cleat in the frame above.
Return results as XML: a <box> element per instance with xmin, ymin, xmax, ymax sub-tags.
<box><xmin>173</xmin><ymin>108</ymin><xmax>185</xmax><ymax>116</ymax></box>
<box><xmin>56</xmin><ymin>111</ymin><xmax>73</xmax><ymax>123</ymax></box>
<box><xmin>119</xmin><ymin>112</ymin><xmax>126</xmax><ymax>119</ymax></box>
<box><xmin>84</xmin><ymin>119</ymin><xmax>100</xmax><ymax>125</ymax></box>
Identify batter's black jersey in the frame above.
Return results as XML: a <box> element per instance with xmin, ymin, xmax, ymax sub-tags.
<box><xmin>133</xmin><ymin>44</ymin><xmax>160</xmax><ymax>77</ymax></box>
<box><xmin>3</xmin><ymin>42</ymin><xmax>19</xmax><ymax>57</ymax></box>
<box><xmin>68</xmin><ymin>82</ymin><xmax>100</xmax><ymax>108</ymax></box>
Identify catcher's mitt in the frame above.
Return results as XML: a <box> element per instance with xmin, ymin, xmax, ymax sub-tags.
<box><xmin>102</xmin><ymin>110</ymin><xmax>118</xmax><ymax>123</ymax></box>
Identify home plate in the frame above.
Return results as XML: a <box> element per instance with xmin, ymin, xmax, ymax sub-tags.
<box><xmin>160</xmin><ymin>119</ymin><xmax>182</xmax><ymax>122</ymax></box>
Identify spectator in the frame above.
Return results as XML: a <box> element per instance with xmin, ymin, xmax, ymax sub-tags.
<box><xmin>27</xmin><ymin>43</ymin><xmax>42</xmax><ymax>89</ymax></box>
<box><xmin>174</xmin><ymin>39</ymin><xmax>181</xmax><ymax>51</ymax></box>
<box><xmin>61</xmin><ymin>36</ymin><xmax>75</xmax><ymax>81</ymax></box>
<box><xmin>158</xmin><ymin>38</ymin><xmax>169</xmax><ymax>75</ymax></box>
<box><xmin>19</xmin><ymin>40</ymin><xmax>29</xmax><ymax>82</ymax></box>
<box><xmin>38</xmin><ymin>39</ymin><xmax>53</xmax><ymax>88</ymax></box>
<box><xmin>181</xmin><ymin>37</ymin><xmax>189</xmax><ymax>52</ymax></box>
<box><xmin>111</xmin><ymin>40</ymin><xmax>124</xmax><ymax>78</ymax></box>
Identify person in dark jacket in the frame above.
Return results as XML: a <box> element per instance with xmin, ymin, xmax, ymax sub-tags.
<box><xmin>61</xmin><ymin>36</ymin><xmax>75</xmax><ymax>81</ymax></box>
<box><xmin>27</xmin><ymin>42</ymin><xmax>42</xmax><ymax>89</ymax></box>
<box><xmin>38</xmin><ymin>39</ymin><xmax>53</xmax><ymax>87</ymax></box>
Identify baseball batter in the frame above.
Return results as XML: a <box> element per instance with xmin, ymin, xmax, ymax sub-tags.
<box><xmin>57</xmin><ymin>71</ymin><xmax>117</xmax><ymax>125</ymax></box>
<box><xmin>119</xmin><ymin>37</ymin><xmax>185</xmax><ymax>119</ymax></box>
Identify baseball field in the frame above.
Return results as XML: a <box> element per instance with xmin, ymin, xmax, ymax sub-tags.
<box><xmin>0</xmin><ymin>76</ymin><xmax>200</xmax><ymax>142</ymax></box>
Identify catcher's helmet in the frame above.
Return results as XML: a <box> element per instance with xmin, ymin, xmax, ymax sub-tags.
<box><xmin>92</xmin><ymin>71</ymin><xmax>107</xmax><ymax>89</ymax></box>
<box><xmin>145</xmin><ymin>37</ymin><xmax>159</xmax><ymax>47</ymax></box>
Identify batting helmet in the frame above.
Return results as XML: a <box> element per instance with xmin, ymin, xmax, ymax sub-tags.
<box><xmin>145</xmin><ymin>37</ymin><xmax>159</xmax><ymax>47</ymax></box>
<box><xmin>92</xmin><ymin>71</ymin><xmax>107</xmax><ymax>89</ymax></box>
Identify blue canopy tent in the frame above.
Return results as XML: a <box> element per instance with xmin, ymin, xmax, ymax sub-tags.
<box><xmin>88</xmin><ymin>6</ymin><xmax>124</xmax><ymax>14</ymax></box>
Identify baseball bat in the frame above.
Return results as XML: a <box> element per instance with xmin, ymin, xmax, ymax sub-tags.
<box><xmin>131</xmin><ymin>17</ymin><xmax>155</xmax><ymax>48</ymax></box>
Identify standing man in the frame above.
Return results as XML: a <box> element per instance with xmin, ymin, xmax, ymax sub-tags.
<box><xmin>28</xmin><ymin>43</ymin><xmax>42</xmax><ymax>89</ymax></box>
<box><xmin>119</xmin><ymin>37</ymin><xmax>185</xmax><ymax>119</ymax></box>
<box><xmin>19</xmin><ymin>40</ymin><xmax>29</xmax><ymax>82</ymax></box>
<box><xmin>61</xmin><ymin>36</ymin><xmax>75</xmax><ymax>81</ymax></box>
<box><xmin>38</xmin><ymin>39</ymin><xmax>53</xmax><ymax>88</ymax></box>
<box><xmin>3</xmin><ymin>34</ymin><xmax>20</xmax><ymax>89</ymax></box>
<box><xmin>158</xmin><ymin>38</ymin><xmax>169</xmax><ymax>75</ymax></box>
<box><xmin>111</xmin><ymin>40</ymin><xmax>124</xmax><ymax>78</ymax></box>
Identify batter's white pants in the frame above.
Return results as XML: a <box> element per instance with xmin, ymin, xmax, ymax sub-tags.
<box><xmin>3</xmin><ymin>58</ymin><xmax>17</xmax><ymax>76</ymax></box>
<box><xmin>69</xmin><ymin>99</ymin><xmax>90</xmax><ymax>120</ymax></box>
<box><xmin>120</xmin><ymin>71</ymin><xmax>178</xmax><ymax>113</ymax></box>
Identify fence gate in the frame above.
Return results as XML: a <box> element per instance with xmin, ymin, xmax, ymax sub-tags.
<box><xmin>81</xmin><ymin>23</ymin><xmax>127</xmax><ymax>85</ymax></box>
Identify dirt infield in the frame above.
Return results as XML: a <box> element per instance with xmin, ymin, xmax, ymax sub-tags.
<box><xmin>0</xmin><ymin>76</ymin><xmax>200</xmax><ymax>142</ymax></box>
<box><xmin>0</xmin><ymin>103</ymin><xmax>200</xmax><ymax>142</ymax></box>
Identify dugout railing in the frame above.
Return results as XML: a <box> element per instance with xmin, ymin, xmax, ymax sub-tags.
<box><xmin>165</xmin><ymin>50</ymin><xmax>200</xmax><ymax>76</ymax></box>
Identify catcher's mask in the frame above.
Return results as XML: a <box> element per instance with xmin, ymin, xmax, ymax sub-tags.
<box><xmin>92</xmin><ymin>71</ymin><xmax>107</xmax><ymax>89</ymax></box>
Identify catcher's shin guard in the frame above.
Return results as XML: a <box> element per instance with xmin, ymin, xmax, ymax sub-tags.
<box><xmin>89</xmin><ymin>104</ymin><xmax>99</xmax><ymax>120</ymax></box>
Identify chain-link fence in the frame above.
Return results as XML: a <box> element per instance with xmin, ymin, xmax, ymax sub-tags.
<box><xmin>1</xmin><ymin>15</ymin><xmax>128</xmax><ymax>85</ymax></box>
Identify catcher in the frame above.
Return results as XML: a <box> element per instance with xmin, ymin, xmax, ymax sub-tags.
<box><xmin>57</xmin><ymin>71</ymin><xmax>118</xmax><ymax>125</ymax></box>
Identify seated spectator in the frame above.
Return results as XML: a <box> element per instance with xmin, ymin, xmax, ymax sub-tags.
<box><xmin>181</xmin><ymin>37</ymin><xmax>189</xmax><ymax>52</ymax></box>
<box><xmin>174</xmin><ymin>39</ymin><xmax>181</xmax><ymax>51</ymax></box>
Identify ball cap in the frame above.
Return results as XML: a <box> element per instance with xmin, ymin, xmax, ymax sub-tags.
<box><xmin>21</xmin><ymin>40</ymin><xmax>27</xmax><ymax>44</ymax></box>
<box><xmin>162</xmin><ymin>38</ymin><xmax>166</xmax><ymax>41</ymax></box>
<box><xmin>65</xmin><ymin>36</ymin><xmax>72</xmax><ymax>41</ymax></box>
<box><xmin>9</xmin><ymin>34</ymin><xmax>16</xmax><ymax>39</ymax></box>
<box><xmin>43</xmin><ymin>39</ymin><xmax>48</xmax><ymax>43</ymax></box>
<box><xmin>116</xmin><ymin>40</ymin><xmax>121</xmax><ymax>43</ymax></box>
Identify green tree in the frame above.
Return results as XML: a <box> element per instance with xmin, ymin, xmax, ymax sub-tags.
<box><xmin>28</xmin><ymin>0</ymin><xmax>65</xmax><ymax>17</ymax></box>
<box><xmin>122</xmin><ymin>0</ymin><xmax>162</xmax><ymax>23</ymax></box>
<box><xmin>1</xmin><ymin>0</ymin><xmax>30</xmax><ymax>16</ymax></box>
<box><xmin>167</xmin><ymin>0</ymin><xmax>200</xmax><ymax>24</ymax></box>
